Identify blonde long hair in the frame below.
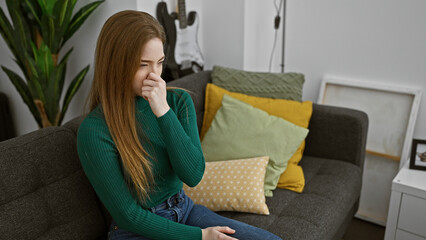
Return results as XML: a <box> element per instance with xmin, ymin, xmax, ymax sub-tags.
<box><xmin>88</xmin><ymin>10</ymin><xmax>167</xmax><ymax>202</ymax></box>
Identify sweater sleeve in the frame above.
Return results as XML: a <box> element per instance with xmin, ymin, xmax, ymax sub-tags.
<box><xmin>157</xmin><ymin>90</ymin><xmax>205</xmax><ymax>187</ymax></box>
<box><xmin>77</xmin><ymin>118</ymin><xmax>202</xmax><ymax>240</ymax></box>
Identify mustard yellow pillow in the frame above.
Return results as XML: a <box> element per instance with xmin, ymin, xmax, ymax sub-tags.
<box><xmin>201</xmin><ymin>83</ymin><xmax>313</xmax><ymax>193</ymax></box>
<box><xmin>183</xmin><ymin>156</ymin><xmax>270</xmax><ymax>215</ymax></box>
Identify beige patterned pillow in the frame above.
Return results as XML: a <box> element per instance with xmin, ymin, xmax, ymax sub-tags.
<box><xmin>183</xmin><ymin>156</ymin><xmax>270</xmax><ymax>215</ymax></box>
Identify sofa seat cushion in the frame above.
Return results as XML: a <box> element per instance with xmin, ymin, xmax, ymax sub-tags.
<box><xmin>0</xmin><ymin>127</ymin><xmax>106</xmax><ymax>240</ymax></box>
<box><xmin>217</xmin><ymin>156</ymin><xmax>362</xmax><ymax>240</ymax></box>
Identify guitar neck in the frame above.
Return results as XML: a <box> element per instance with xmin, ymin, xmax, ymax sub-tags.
<box><xmin>177</xmin><ymin>0</ymin><xmax>187</xmax><ymax>29</ymax></box>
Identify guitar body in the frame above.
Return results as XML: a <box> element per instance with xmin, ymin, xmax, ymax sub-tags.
<box><xmin>156</xmin><ymin>1</ymin><xmax>204</xmax><ymax>81</ymax></box>
<box><xmin>174</xmin><ymin>11</ymin><xmax>204</xmax><ymax>73</ymax></box>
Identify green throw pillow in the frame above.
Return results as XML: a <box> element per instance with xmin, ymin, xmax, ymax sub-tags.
<box><xmin>201</xmin><ymin>94</ymin><xmax>309</xmax><ymax>197</ymax></box>
<box><xmin>211</xmin><ymin>65</ymin><xmax>305</xmax><ymax>101</ymax></box>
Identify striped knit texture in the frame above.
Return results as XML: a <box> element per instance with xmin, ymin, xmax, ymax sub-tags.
<box><xmin>77</xmin><ymin>89</ymin><xmax>204</xmax><ymax>240</ymax></box>
<box><xmin>211</xmin><ymin>65</ymin><xmax>305</xmax><ymax>101</ymax></box>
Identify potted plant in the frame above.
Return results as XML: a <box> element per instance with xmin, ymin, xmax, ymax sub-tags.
<box><xmin>0</xmin><ymin>0</ymin><xmax>103</xmax><ymax>128</ymax></box>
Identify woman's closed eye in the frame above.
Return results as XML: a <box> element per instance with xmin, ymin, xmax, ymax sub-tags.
<box><xmin>140</xmin><ymin>61</ymin><xmax>163</xmax><ymax>68</ymax></box>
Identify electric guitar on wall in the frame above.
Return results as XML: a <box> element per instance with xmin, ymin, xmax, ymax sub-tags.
<box><xmin>156</xmin><ymin>0</ymin><xmax>204</xmax><ymax>81</ymax></box>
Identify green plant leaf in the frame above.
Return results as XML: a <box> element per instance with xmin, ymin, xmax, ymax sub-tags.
<box><xmin>38</xmin><ymin>5</ymin><xmax>57</xmax><ymax>51</ymax></box>
<box><xmin>12</xmin><ymin>58</ymin><xmax>29</xmax><ymax>81</ymax></box>
<box><xmin>26</xmin><ymin>54</ymin><xmax>57</xmax><ymax>125</ymax></box>
<box><xmin>10</xmin><ymin>10</ymin><xmax>32</xmax><ymax>54</ymax></box>
<box><xmin>30</xmin><ymin>74</ymin><xmax>46</xmax><ymax>104</ymax></box>
<box><xmin>48</xmin><ymin>16</ymin><xmax>54</xmax><ymax>49</ymax></box>
<box><xmin>39</xmin><ymin>14</ymin><xmax>50</xmax><ymax>45</ymax></box>
<box><xmin>24</xmin><ymin>0</ymin><xmax>42</xmax><ymax>25</ymax></box>
<box><xmin>45</xmin><ymin>70</ymin><xmax>60</xmax><ymax>125</ymax></box>
<box><xmin>30</xmin><ymin>41</ymin><xmax>39</xmax><ymax>65</ymax></box>
<box><xmin>51</xmin><ymin>0</ymin><xmax>73</xmax><ymax>52</ymax></box>
<box><xmin>30</xmin><ymin>41</ymin><xmax>54</xmax><ymax>87</ymax></box>
<box><xmin>52</xmin><ymin>48</ymin><xmax>73</xmax><ymax>107</ymax></box>
<box><xmin>42</xmin><ymin>45</ymin><xmax>53</xmax><ymax>80</ymax></box>
<box><xmin>58</xmin><ymin>47</ymin><xmax>73</xmax><ymax>66</ymax></box>
<box><xmin>58</xmin><ymin>0</ymin><xmax>69</xmax><ymax>26</ymax></box>
<box><xmin>38</xmin><ymin>0</ymin><xmax>55</xmax><ymax>15</ymax></box>
<box><xmin>59</xmin><ymin>65</ymin><xmax>89</xmax><ymax>124</ymax></box>
<box><xmin>28</xmin><ymin>43</ymin><xmax>40</xmax><ymax>78</ymax></box>
<box><xmin>3</xmin><ymin>1</ymin><xmax>38</xmax><ymax>81</ymax></box>
<box><xmin>1</xmin><ymin>0</ymin><xmax>101</xmax><ymax>127</ymax></box>
<box><xmin>55</xmin><ymin>47</ymin><xmax>73</xmax><ymax>104</ymax></box>
<box><xmin>37</xmin><ymin>0</ymin><xmax>47</xmax><ymax>14</ymax></box>
<box><xmin>0</xmin><ymin>9</ymin><xmax>16</xmax><ymax>56</ymax></box>
<box><xmin>0</xmin><ymin>9</ymin><xmax>29</xmax><ymax>77</ymax></box>
<box><xmin>6</xmin><ymin>0</ymin><xmax>33</xmax><ymax>49</ymax></box>
<box><xmin>62</xmin><ymin>0</ymin><xmax>103</xmax><ymax>46</ymax></box>
<box><xmin>5</xmin><ymin>0</ymin><xmax>20</xmax><ymax>15</ymax></box>
<box><xmin>21</xmin><ymin>1</ymin><xmax>43</xmax><ymax>56</ymax></box>
<box><xmin>1</xmin><ymin>66</ymin><xmax>42</xmax><ymax>127</ymax></box>
<box><xmin>24</xmin><ymin>54</ymin><xmax>47</xmax><ymax>106</ymax></box>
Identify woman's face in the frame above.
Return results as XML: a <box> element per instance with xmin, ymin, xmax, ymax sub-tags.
<box><xmin>133</xmin><ymin>38</ymin><xmax>165</xmax><ymax>96</ymax></box>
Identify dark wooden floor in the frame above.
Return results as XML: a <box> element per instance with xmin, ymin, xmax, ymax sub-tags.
<box><xmin>343</xmin><ymin>218</ymin><xmax>386</xmax><ymax>240</ymax></box>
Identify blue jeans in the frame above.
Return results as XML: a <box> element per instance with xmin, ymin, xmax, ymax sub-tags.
<box><xmin>108</xmin><ymin>189</ymin><xmax>281</xmax><ymax>240</ymax></box>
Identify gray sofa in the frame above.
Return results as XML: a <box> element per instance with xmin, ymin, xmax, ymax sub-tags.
<box><xmin>0</xmin><ymin>71</ymin><xmax>368</xmax><ymax>240</ymax></box>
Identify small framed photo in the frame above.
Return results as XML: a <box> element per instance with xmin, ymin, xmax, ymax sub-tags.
<box><xmin>410</xmin><ymin>139</ymin><xmax>426</xmax><ymax>171</ymax></box>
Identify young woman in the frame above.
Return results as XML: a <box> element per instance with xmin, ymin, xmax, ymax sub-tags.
<box><xmin>77</xmin><ymin>10</ymin><xmax>282</xmax><ymax>240</ymax></box>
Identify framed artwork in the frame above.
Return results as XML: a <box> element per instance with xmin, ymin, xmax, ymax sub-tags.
<box><xmin>410</xmin><ymin>139</ymin><xmax>426</xmax><ymax>171</ymax></box>
<box><xmin>318</xmin><ymin>75</ymin><xmax>422</xmax><ymax>225</ymax></box>
<box><xmin>318</xmin><ymin>76</ymin><xmax>422</xmax><ymax>168</ymax></box>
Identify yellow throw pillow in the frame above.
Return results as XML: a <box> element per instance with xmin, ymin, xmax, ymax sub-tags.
<box><xmin>183</xmin><ymin>156</ymin><xmax>270</xmax><ymax>215</ymax></box>
<box><xmin>201</xmin><ymin>83</ymin><xmax>313</xmax><ymax>193</ymax></box>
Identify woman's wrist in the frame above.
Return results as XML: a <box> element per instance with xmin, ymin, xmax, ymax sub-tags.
<box><xmin>154</xmin><ymin>105</ymin><xmax>170</xmax><ymax>118</ymax></box>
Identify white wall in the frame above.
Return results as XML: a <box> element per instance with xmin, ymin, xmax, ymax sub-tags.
<box><xmin>199</xmin><ymin>0</ymin><xmax>284</xmax><ymax>72</ymax></box>
<box><xmin>243</xmin><ymin>0</ymin><xmax>284</xmax><ymax>72</ymax></box>
<box><xmin>202</xmin><ymin>0</ymin><xmax>245</xmax><ymax>70</ymax></box>
<box><xmin>285</xmin><ymin>0</ymin><xmax>426</xmax><ymax>140</ymax></box>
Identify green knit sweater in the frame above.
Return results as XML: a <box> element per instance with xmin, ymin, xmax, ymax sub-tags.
<box><xmin>77</xmin><ymin>89</ymin><xmax>205</xmax><ymax>240</ymax></box>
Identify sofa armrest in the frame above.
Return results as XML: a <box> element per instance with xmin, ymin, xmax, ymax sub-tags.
<box><xmin>304</xmin><ymin>103</ymin><xmax>368</xmax><ymax>170</ymax></box>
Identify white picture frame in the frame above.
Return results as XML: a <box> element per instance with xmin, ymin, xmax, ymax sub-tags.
<box><xmin>318</xmin><ymin>75</ymin><xmax>422</xmax><ymax>225</ymax></box>
<box><xmin>318</xmin><ymin>76</ymin><xmax>422</xmax><ymax>168</ymax></box>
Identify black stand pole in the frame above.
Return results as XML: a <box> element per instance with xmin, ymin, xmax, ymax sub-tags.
<box><xmin>281</xmin><ymin>0</ymin><xmax>287</xmax><ymax>73</ymax></box>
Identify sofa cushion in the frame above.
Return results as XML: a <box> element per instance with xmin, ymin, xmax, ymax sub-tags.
<box><xmin>201</xmin><ymin>95</ymin><xmax>309</xmax><ymax>197</ymax></box>
<box><xmin>211</xmin><ymin>65</ymin><xmax>305</xmax><ymax>101</ymax></box>
<box><xmin>183</xmin><ymin>156</ymin><xmax>270</xmax><ymax>215</ymax></box>
<box><xmin>218</xmin><ymin>156</ymin><xmax>362</xmax><ymax>240</ymax></box>
<box><xmin>0</xmin><ymin>127</ymin><xmax>106</xmax><ymax>240</ymax></box>
<box><xmin>201</xmin><ymin>83</ymin><xmax>313</xmax><ymax>193</ymax></box>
